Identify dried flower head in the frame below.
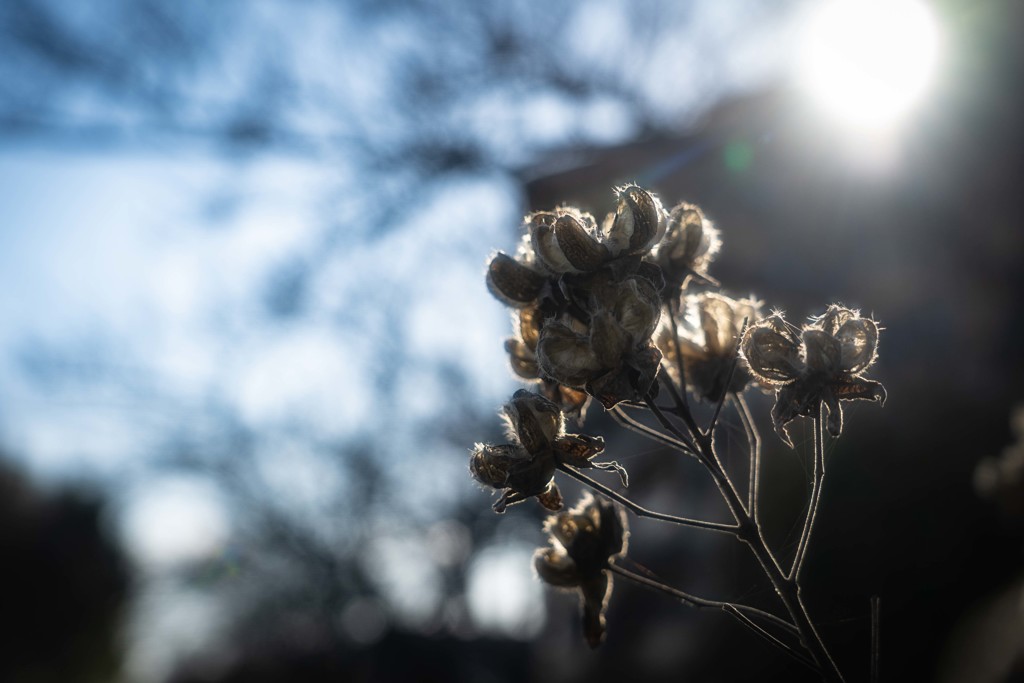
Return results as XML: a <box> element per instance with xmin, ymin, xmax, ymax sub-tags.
<box><xmin>659</xmin><ymin>293</ymin><xmax>761</xmax><ymax>403</ymax></box>
<box><xmin>740</xmin><ymin>305</ymin><xmax>886</xmax><ymax>447</ymax></box>
<box><xmin>504</xmin><ymin>306</ymin><xmax>591</xmax><ymax>424</ymax></box>
<box><xmin>536</xmin><ymin>274</ymin><xmax>663</xmax><ymax>408</ymax></box>
<box><xmin>533</xmin><ymin>493</ymin><xmax>628</xmax><ymax>647</ymax></box>
<box><xmin>470</xmin><ymin>391</ymin><xmax>626</xmax><ymax>513</ymax></box>
<box><xmin>652</xmin><ymin>201</ymin><xmax>721</xmax><ymax>292</ymax></box>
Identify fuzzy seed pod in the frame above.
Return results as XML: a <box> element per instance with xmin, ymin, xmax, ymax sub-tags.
<box><xmin>603</xmin><ymin>185</ymin><xmax>666</xmax><ymax>256</ymax></box>
<box><xmin>486</xmin><ymin>252</ymin><xmax>547</xmax><ymax>306</ymax></box>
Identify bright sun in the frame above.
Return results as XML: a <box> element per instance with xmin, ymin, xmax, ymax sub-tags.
<box><xmin>797</xmin><ymin>0</ymin><xmax>942</xmax><ymax>130</ymax></box>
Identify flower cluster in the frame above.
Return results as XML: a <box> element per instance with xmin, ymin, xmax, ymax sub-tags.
<box><xmin>533</xmin><ymin>493</ymin><xmax>628</xmax><ymax>648</ymax></box>
<box><xmin>469</xmin><ymin>390</ymin><xmax>625</xmax><ymax>513</ymax></box>
<box><xmin>741</xmin><ymin>305</ymin><xmax>886</xmax><ymax>446</ymax></box>
<box><xmin>658</xmin><ymin>292</ymin><xmax>762</xmax><ymax>403</ymax></box>
<box><xmin>487</xmin><ymin>185</ymin><xmax>721</xmax><ymax>409</ymax></box>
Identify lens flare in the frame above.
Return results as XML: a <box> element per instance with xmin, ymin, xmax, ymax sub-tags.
<box><xmin>797</xmin><ymin>0</ymin><xmax>941</xmax><ymax>130</ymax></box>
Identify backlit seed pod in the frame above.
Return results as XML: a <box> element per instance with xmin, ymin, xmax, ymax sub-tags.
<box><xmin>553</xmin><ymin>214</ymin><xmax>610</xmax><ymax>271</ymax></box>
<box><xmin>741</xmin><ymin>315</ymin><xmax>803</xmax><ymax>385</ymax></box>
<box><xmin>534</xmin><ymin>494</ymin><xmax>629</xmax><ymax>648</ymax></box>
<box><xmin>588</xmin><ymin>312</ymin><xmax>630</xmax><ymax>368</ymax></box>
<box><xmin>504</xmin><ymin>338</ymin><xmax>539</xmax><ymax>379</ymax></box>
<box><xmin>802</xmin><ymin>329</ymin><xmax>842</xmax><ymax>375</ymax></box>
<box><xmin>655</xmin><ymin>202</ymin><xmax>721</xmax><ymax>281</ymax></box>
<box><xmin>607</xmin><ymin>277</ymin><xmax>661</xmax><ymax>343</ymax></box>
<box><xmin>504</xmin><ymin>390</ymin><xmax>564</xmax><ymax>454</ymax></box>
<box><xmin>835</xmin><ymin>317</ymin><xmax>879</xmax><ymax>375</ymax></box>
<box><xmin>486</xmin><ymin>252</ymin><xmax>547</xmax><ymax>306</ymax></box>
<box><xmin>603</xmin><ymin>185</ymin><xmax>666</xmax><ymax>256</ymax></box>
<box><xmin>469</xmin><ymin>443</ymin><xmax>527</xmax><ymax>488</ymax></box>
<box><xmin>530</xmin><ymin>209</ymin><xmax>598</xmax><ymax>275</ymax></box>
<box><xmin>537</xmin><ymin>322</ymin><xmax>604</xmax><ymax>388</ymax></box>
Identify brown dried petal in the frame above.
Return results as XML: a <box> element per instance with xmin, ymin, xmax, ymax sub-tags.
<box><xmin>535</xmin><ymin>482</ymin><xmax>564</xmax><ymax>511</ymax></box>
<box><xmin>553</xmin><ymin>434</ymin><xmax>606</xmax><ymax>468</ymax></box>
<box><xmin>834</xmin><ymin>377</ymin><xmax>887</xmax><ymax>405</ymax></box>
<box><xmin>486</xmin><ymin>252</ymin><xmax>547</xmax><ymax>306</ymax></box>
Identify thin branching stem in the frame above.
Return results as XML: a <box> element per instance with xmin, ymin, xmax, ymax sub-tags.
<box><xmin>609</xmin><ymin>405</ymin><xmax>698</xmax><ymax>458</ymax></box>
<box><xmin>643</xmin><ymin>392</ymin><xmax>700</xmax><ymax>455</ymax></box>
<box><xmin>557</xmin><ymin>464</ymin><xmax>739</xmax><ymax>536</ymax></box>
<box><xmin>734</xmin><ymin>392</ymin><xmax>761</xmax><ymax>524</ymax></box>
<box><xmin>705</xmin><ymin>358</ymin><xmax>738</xmax><ymax>437</ymax></box>
<box><xmin>637</xmin><ymin>390</ymin><xmax>841</xmax><ymax>680</ymax></box>
<box><xmin>608</xmin><ymin>563</ymin><xmax>818</xmax><ymax>673</ymax></box>
<box><xmin>656</xmin><ymin>367</ymin><xmax>702</xmax><ymax>440</ymax></box>
<box><xmin>665</xmin><ymin>300</ymin><xmax>689</xmax><ymax>398</ymax></box>
<box><xmin>791</xmin><ymin>404</ymin><xmax>826</xmax><ymax>581</ymax></box>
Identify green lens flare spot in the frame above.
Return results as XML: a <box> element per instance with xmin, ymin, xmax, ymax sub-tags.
<box><xmin>724</xmin><ymin>141</ymin><xmax>754</xmax><ymax>172</ymax></box>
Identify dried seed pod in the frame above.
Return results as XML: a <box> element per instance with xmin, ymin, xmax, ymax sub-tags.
<box><xmin>504</xmin><ymin>390</ymin><xmax>563</xmax><ymax>454</ymax></box>
<box><xmin>741</xmin><ymin>315</ymin><xmax>803</xmax><ymax>385</ymax></box>
<box><xmin>534</xmin><ymin>494</ymin><xmax>629</xmax><ymax>648</ymax></box>
<box><xmin>469</xmin><ymin>443</ymin><xmax>528</xmax><ymax>488</ymax></box>
<box><xmin>553</xmin><ymin>214</ymin><xmax>610</xmax><ymax>271</ymax></box>
<box><xmin>537</xmin><ymin>322</ymin><xmax>604</xmax><ymax>388</ymax></box>
<box><xmin>604</xmin><ymin>185</ymin><xmax>666</xmax><ymax>256</ymax></box>
<box><xmin>486</xmin><ymin>252</ymin><xmax>547</xmax><ymax>306</ymax></box>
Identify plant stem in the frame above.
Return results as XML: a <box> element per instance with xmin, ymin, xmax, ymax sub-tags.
<box><xmin>734</xmin><ymin>392</ymin><xmax>761</xmax><ymax>524</ymax></box>
<box><xmin>609</xmin><ymin>405</ymin><xmax>698</xmax><ymax>458</ymax></box>
<box><xmin>639</xmin><ymin>384</ymin><xmax>844</xmax><ymax>681</ymax></box>
<box><xmin>791</xmin><ymin>404</ymin><xmax>826</xmax><ymax>582</ymax></box>
<box><xmin>608</xmin><ymin>562</ymin><xmax>818</xmax><ymax>673</ymax></box>
<box><xmin>557</xmin><ymin>463</ymin><xmax>739</xmax><ymax>536</ymax></box>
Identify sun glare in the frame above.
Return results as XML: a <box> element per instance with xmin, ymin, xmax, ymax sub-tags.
<box><xmin>797</xmin><ymin>0</ymin><xmax>941</xmax><ymax>130</ymax></box>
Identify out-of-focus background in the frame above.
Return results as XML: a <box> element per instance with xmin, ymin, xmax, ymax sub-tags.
<box><xmin>1</xmin><ymin>0</ymin><xmax>1023</xmax><ymax>681</ymax></box>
